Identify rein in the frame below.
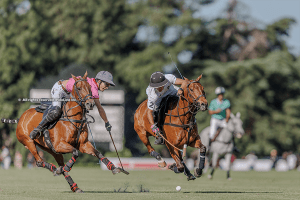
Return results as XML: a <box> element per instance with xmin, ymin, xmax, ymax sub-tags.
<box><xmin>60</xmin><ymin>78</ymin><xmax>93</xmax><ymax>146</ymax></box>
<box><xmin>164</xmin><ymin>81</ymin><xmax>205</xmax><ymax>140</ymax></box>
<box><xmin>162</xmin><ymin>81</ymin><xmax>205</xmax><ymax>156</ymax></box>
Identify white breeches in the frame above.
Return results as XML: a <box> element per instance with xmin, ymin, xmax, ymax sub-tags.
<box><xmin>50</xmin><ymin>81</ymin><xmax>70</xmax><ymax>107</ymax></box>
<box><xmin>209</xmin><ymin>117</ymin><xmax>227</xmax><ymax>139</ymax></box>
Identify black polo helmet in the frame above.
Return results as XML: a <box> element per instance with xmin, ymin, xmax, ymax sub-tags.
<box><xmin>149</xmin><ymin>71</ymin><xmax>169</xmax><ymax>88</ymax></box>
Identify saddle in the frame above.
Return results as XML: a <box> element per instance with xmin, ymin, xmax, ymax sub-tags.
<box><xmin>35</xmin><ymin>100</ymin><xmax>64</xmax><ymax>129</ymax></box>
<box><xmin>35</xmin><ymin>100</ymin><xmax>66</xmax><ymax>154</ymax></box>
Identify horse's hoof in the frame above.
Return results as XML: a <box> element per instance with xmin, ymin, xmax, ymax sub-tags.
<box><xmin>227</xmin><ymin>177</ymin><xmax>232</xmax><ymax>181</ymax></box>
<box><xmin>112</xmin><ymin>167</ymin><xmax>121</xmax><ymax>175</ymax></box>
<box><xmin>187</xmin><ymin>175</ymin><xmax>196</xmax><ymax>181</ymax></box>
<box><xmin>158</xmin><ymin>160</ymin><xmax>166</xmax><ymax>168</ymax></box>
<box><xmin>53</xmin><ymin>166</ymin><xmax>63</xmax><ymax>176</ymax></box>
<box><xmin>207</xmin><ymin>174</ymin><xmax>212</xmax><ymax>179</ymax></box>
<box><xmin>194</xmin><ymin>168</ymin><xmax>203</xmax><ymax>178</ymax></box>
<box><xmin>75</xmin><ymin>188</ymin><xmax>84</xmax><ymax>193</ymax></box>
<box><xmin>168</xmin><ymin>163</ymin><xmax>176</xmax><ymax>171</ymax></box>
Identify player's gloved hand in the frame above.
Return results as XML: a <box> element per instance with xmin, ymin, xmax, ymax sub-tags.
<box><xmin>105</xmin><ymin>121</ymin><xmax>112</xmax><ymax>131</ymax></box>
<box><xmin>151</xmin><ymin>123</ymin><xmax>159</xmax><ymax>133</ymax></box>
<box><xmin>222</xmin><ymin>121</ymin><xmax>227</xmax><ymax>128</ymax></box>
<box><xmin>177</xmin><ymin>88</ymin><xmax>184</xmax><ymax>96</ymax></box>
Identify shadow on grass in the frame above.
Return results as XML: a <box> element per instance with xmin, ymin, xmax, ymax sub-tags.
<box><xmin>64</xmin><ymin>191</ymin><xmax>281</xmax><ymax>194</ymax></box>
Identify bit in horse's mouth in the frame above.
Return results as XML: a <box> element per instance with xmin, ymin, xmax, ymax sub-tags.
<box><xmin>200</xmin><ymin>105</ymin><xmax>207</xmax><ymax>111</ymax></box>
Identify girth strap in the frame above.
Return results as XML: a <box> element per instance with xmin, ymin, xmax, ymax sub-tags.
<box><xmin>164</xmin><ymin>123</ymin><xmax>189</xmax><ymax>129</ymax></box>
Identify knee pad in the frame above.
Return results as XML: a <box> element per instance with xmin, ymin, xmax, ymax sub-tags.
<box><xmin>46</xmin><ymin>106</ymin><xmax>62</xmax><ymax>121</ymax></box>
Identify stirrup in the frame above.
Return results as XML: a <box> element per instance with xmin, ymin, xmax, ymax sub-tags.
<box><xmin>154</xmin><ymin>136</ymin><xmax>164</xmax><ymax>145</ymax></box>
<box><xmin>30</xmin><ymin>127</ymin><xmax>42</xmax><ymax>140</ymax></box>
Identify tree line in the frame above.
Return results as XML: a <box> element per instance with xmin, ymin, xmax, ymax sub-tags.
<box><xmin>0</xmin><ymin>0</ymin><xmax>299</xmax><ymax>159</ymax></box>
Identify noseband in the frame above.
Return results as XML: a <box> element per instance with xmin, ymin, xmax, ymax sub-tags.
<box><xmin>73</xmin><ymin>78</ymin><xmax>93</xmax><ymax>107</ymax></box>
<box><xmin>183</xmin><ymin>81</ymin><xmax>206</xmax><ymax>114</ymax></box>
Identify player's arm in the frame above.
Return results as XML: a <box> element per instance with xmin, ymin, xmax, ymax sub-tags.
<box><xmin>225</xmin><ymin>108</ymin><xmax>231</xmax><ymax>123</ymax></box>
<box><xmin>94</xmin><ymin>98</ymin><xmax>108</xmax><ymax>123</ymax></box>
<box><xmin>208</xmin><ymin>109</ymin><xmax>222</xmax><ymax>115</ymax></box>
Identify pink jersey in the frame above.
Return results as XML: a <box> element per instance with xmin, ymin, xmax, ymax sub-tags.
<box><xmin>66</xmin><ymin>77</ymin><xmax>99</xmax><ymax>99</ymax></box>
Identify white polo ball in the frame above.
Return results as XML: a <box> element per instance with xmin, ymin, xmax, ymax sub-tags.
<box><xmin>176</xmin><ymin>186</ymin><xmax>181</xmax><ymax>191</ymax></box>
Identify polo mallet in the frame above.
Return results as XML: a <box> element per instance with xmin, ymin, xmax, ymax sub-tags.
<box><xmin>168</xmin><ymin>52</ymin><xmax>188</xmax><ymax>158</ymax></box>
<box><xmin>168</xmin><ymin>52</ymin><xmax>184</xmax><ymax>79</ymax></box>
<box><xmin>108</xmin><ymin>130</ymin><xmax>129</xmax><ymax>175</ymax></box>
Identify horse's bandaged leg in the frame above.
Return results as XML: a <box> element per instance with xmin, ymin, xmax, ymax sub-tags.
<box><xmin>199</xmin><ymin>146</ymin><xmax>206</xmax><ymax>169</ymax></box>
<box><xmin>150</xmin><ymin>151</ymin><xmax>162</xmax><ymax>160</ymax></box>
<box><xmin>101</xmin><ymin>157</ymin><xmax>115</xmax><ymax>170</ymax></box>
<box><xmin>64</xmin><ymin>174</ymin><xmax>79</xmax><ymax>192</ymax></box>
<box><xmin>63</xmin><ymin>149</ymin><xmax>78</xmax><ymax>172</ymax></box>
<box><xmin>36</xmin><ymin>161</ymin><xmax>57</xmax><ymax>172</ymax></box>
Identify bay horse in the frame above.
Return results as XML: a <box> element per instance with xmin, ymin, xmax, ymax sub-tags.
<box><xmin>134</xmin><ymin>75</ymin><xmax>208</xmax><ymax>180</ymax></box>
<box><xmin>2</xmin><ymin>72</ymin><xmax>126</xmax><ymax>193</ymax></box>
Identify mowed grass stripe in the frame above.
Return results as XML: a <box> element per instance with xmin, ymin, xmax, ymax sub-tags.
<box><xmin>0</xmin><ymin>167</ymin><xmax>299</xmax><ymax>200</ymax></box>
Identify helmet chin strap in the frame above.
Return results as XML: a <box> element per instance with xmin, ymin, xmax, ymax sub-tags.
<box><xmin>97</xmin><ymin>80</ymin><xmax>102</xmax><ymax>90</ymax></box>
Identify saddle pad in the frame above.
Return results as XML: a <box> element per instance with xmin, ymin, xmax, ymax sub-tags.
<box><xmin>35</xmin><ymin>100</ymin><xmax>52</xmax><ymax>113</ymax></box>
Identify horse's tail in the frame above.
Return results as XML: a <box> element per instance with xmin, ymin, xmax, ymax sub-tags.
<box><xmin>1</xmin><ymin>118</ymin><xmax>19</xmax><ymax>124</ymax></box>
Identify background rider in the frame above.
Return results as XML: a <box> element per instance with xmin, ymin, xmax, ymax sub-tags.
<box><xmin>207</xmin><ymin>87</ymin><xmax>238</xmax><ymax>152</ymax></box>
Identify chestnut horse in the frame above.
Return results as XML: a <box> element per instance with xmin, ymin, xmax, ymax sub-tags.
<box><xmin>134</xmin><ymin>75</ymin><xmax>208</xmax><ymax>180</ymax></box>
<box><xmin>2</xmin><ymin>72</ymin><xmax>126</xmax><ymax>193</ymax></box>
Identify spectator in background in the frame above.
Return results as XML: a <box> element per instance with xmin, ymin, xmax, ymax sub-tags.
<box><xmin>14</xmin><ymin>151</ymin><xmax>23</xmax><ymax>169</ymax></box>
<box><xmin>286</xmin><ymin>151</ymin><xmax>297</xmax><ymax>170</ymax></box>
<box><xmin>270</xmin><ymin>149</ymin><xmax>279</xmax><ymax>168</ymax></box>
<box><xmin>282</xmin><ymin>151</ymin><xmax>288</xmax><ymax>160</ymax></box>
<box><xmin>0</xmin><ymin>145</ymin><xmax>11</xmax><ymax>169</ymax></box>
<box><xmin>245</xmin><ymin>151</ymin><xmax>258</xmax><ymax>169</ymax></box>
<box><xmin>297</xmin><ymin>154</ymin><xmax>300</xmax><ymax>171</ymax></box>
<box><xmin>27</xmin><ymin>152</ymin><xmax>35</xmax><ymax>169</ymax></box>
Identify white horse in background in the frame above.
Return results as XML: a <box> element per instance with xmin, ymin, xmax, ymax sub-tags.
<box><xmin>197</xmin><ymin>112</ymin><xmax>245</xmax><ymax>180</ymax></box>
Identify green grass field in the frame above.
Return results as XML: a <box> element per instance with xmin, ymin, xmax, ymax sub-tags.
<box><xmin>0</xmin><ymin>166</ymin><xmax>299</xmax><ymax>200</ymax></box>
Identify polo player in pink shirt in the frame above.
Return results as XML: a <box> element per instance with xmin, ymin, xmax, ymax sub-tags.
<box><xmin>30</xmin><ymin>71</ymin><xmax>115</xmax><ymax>140</ymax></box>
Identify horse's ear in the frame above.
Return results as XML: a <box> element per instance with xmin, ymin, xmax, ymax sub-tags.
<box><xmin>195</xmin><ymin>74</ymin><xmax>203</xmax><ymax>82</ymax></box>
<box><xmin>230</xmin><ymin>113</ymin><xmax>235</xmax><ymax>119</ymax></box>
<box><xmin>71</xmin><ymin>74</ymin><xmax>77</xmax><ymax>80</ymax></box>
<box><xmin>236</xmin><ymin>112</ymin><xmax>241</xmax><ymax>118</ymax></box>
<box><xmin>83</xmin><ymin>71</ymin><xmax>88</xmax><ymax>79</ymax></box>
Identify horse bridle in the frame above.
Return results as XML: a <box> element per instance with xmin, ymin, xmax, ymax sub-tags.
<box><xmin>72</xmin><ymin>78</ymin><xmax>94</xmax><ymax>108</ymax></box>
<box><xmin>61</xmin><ymin>78</ymin><xmax>94</xmax><ymax>146</ymax></box>
<box><xmin>181</xmin><ymin>81</ymin><xmax>206</xmax><ymax>114</ymax></box>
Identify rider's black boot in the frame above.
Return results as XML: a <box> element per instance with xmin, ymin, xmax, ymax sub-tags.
<box><xmin>153</xmin><ymin>110</ymin><xmax>164</xmax><ymax>145</ymax></box>
<box><xmin>207</xmin><ymin>138</ymin><xmax>212</xmax><ymax>151</ymax></box>
<box><xmin>232</xmin><ymin>138</ymin><xmax>240</xmax><ymax>153</ymax></box>
<box><xmin>30</xmin><ymin>106</ymin><xmax>62</xmax><ymax>140</ymax></box>
<box><xmin>232</xmin><ymin>146</ymin><xmax>240</xmax><ymax>153</ymax></box>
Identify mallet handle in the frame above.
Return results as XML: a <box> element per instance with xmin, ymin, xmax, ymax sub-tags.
<box><xmin>182</xmin><ymin>144</ymin><xmax>187</xmax><ymax>158</ymax></box>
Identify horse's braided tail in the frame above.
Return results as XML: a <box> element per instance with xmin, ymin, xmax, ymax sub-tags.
<box><xmin>1</xmin><ymin>118</ymin><xmax>19</xmax><ymax>124</ymax></box>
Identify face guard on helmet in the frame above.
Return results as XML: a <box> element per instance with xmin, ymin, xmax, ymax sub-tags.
<box><xmin>149</xmin><ymin>71</ymin><xmax>169</xmax><ymax>88</ymax></box>
<box><xmin>95</xmin><ymin>71</ymin><xmax>115</xmax><ymax>86</ymax></box>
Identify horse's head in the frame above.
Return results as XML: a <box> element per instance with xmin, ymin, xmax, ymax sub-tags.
<box><xmin>180</xmin><ymin>74</ymin><xmax>208</xmax><ymax>111</ymax></box>
<box><xmin>71</xmin><ymin>71</ymin><xmax>94</xmax><ymax>110</ymax></box>
<box><xmin>228</xmin><ymin>112</ymin><xmax>245</xmax><ymax>138</ymax></box>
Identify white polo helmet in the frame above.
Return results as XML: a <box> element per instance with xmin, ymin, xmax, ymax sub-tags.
<box><xmin>215</xmin><ymin>86</ymin><xmax>225</xmax><ymax>95</ymax></box>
